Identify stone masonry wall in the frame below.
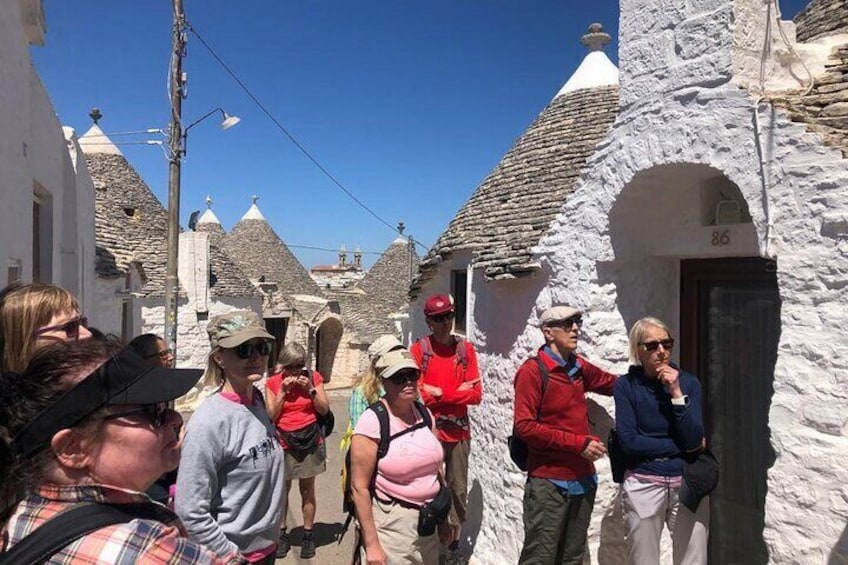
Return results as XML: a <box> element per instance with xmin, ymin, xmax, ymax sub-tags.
<box><xmin>795</xmin><ymin>0</ymin><xmax>848</xmax><ymax>42</ymax></box>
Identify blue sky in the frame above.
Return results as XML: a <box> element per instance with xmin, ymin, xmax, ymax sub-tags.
<box><xmin>33</xmin><ymin>0</ymin><xmax>809</xmax><ymax>269</ymax></box>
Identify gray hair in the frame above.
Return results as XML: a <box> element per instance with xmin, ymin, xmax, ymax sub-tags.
<box><xmin>277</xmin><ymin>342</ymin><xmax>306</xmax><ymax>368</ymax></box>
<box><xmin>628</xmin><ymin>317</ymin><xmax>672</xmax><ymax>365</ymax></box>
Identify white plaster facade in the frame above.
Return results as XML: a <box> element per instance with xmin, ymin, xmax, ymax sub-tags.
<box><xmin>0</xmin><ymin>0</ymin><xmax>96</xmax><ymax>305</ymax></box>
<box><xmin>412</xmin><ymin>2</ymin><xmax>848</xmax><ymax>563</ymax></box>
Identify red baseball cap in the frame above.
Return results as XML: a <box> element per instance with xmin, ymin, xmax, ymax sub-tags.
<box><xmin>424</xmin><ymin>294</ymin><xmax>454</xmax><ymax>316</ymax></box>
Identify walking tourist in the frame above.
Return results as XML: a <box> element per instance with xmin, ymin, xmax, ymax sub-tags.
<box><xmin>0</xmin><ymin>282</ymin><xmax>92</xmax><ymax>372</ymax></box>
<box><xmin>411</xmin><ymin>294</ymin><xmax>481</xmax><ymax>559</ymax></box>
<box><xmin>0</xmin><ymin>337</ymin><xmax>225</xmax><ymax>563</ymax></box>
<box><xmin>175</xmin><ymin>310</ymin><xmax>284</xmax><ymax>565</ymax></box>
<box><xmin>614</xmin><ymin>317</ymin><xmax>710</xmax><ymax>565</ymax></box>
<box><xmin>513</xmin><ymin>305</ymin><xmax>617</xmax><ymax>565</ymax></box>
<box><xmin>265</xmin><ymin>342</ymin><xmax>330</xmax><ymax>560</ymax></box>
<box><xmin>350</xmin><ymin>348</ymin><xmax>448</xmax><ymax>565</ymax></box>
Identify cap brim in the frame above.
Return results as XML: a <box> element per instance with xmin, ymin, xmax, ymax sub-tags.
<box><xmin>425</xmin><ymin>307</ymin><xmax>454</xmax><ymax>316</ymax></box>
<box><xmin>217</xmin><ymin>329</ymin><xmax>274</xmax><ymax>349</ymax></box>
<box><xmin>380</xmin><ymin>360</ymin><xmax>420</xmax><ymax>379</ymax></box>
<box><xmin>108</xmin><ymin>366</ymin><xmax>203</xmax><ymax>405</ymax></box>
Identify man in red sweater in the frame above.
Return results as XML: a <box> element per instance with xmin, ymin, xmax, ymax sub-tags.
<box><xmin>411</xmin><ymin>294</ymin><xmax>481</xmax><ymax>556</ymax></box>
<box><xmin>513</xmin><ymin>305</ymin><xmax>616</xmax><ymax>565</ymax></box>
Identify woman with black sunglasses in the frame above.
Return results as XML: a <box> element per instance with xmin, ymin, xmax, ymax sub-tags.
<box><xmin>0</xmin><ymin>282</ymin><xmax>92</xmax><ymax>372</ymax></box>
<box><xmin>350</xmin><ymin>349</ymin><xmax>447</xmax><ymax>565</ymax></box>
<box><xmin>264</xmin><ymin>342</ymin><xmax>330</xmax><ymax>560</ymax></box>
<box><xmin>174</xmin><ymin>311</ymin><xmax>284</xmax><ymax>565</ymax></box>
<box><xmin>614</xmin><ymin>317</ymin><xmax>709</xmax><ymax>565</ymax></box>
<box><xmin>0</xmin><ymin>337</ymin><xmax>226</xmax><ymax>563</ymax></box>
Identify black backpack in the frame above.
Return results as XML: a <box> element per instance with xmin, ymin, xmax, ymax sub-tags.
<box><xmin>339</xmin><ymin>400</ymin><xmax>432</xmax><ymax>540</ymax></box>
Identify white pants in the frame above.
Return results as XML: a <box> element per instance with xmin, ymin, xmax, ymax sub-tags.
<box><xmin>621</xmin><ymin>475</ymin><xmax>709</xmax><ymax>565</ymax></box>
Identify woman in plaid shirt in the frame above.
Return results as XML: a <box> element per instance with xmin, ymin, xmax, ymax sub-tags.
<box><xmin>0</xmin><ymin>337</ymin><xmax>233</xmax><ymax>564</ymax></box>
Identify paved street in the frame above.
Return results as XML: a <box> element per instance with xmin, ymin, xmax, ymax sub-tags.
<box><xmin>275</xmin><ymin>388</ymin><xmax>355</xmax><ymax>564</ymax></box>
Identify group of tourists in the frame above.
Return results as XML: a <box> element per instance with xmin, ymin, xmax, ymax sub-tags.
<box><xmin>512</xmin><ymin>306</ymin><xmax>713</xmax><ymax>565</ymax></box>
<box><xmin>0</xmin><ymin>280</ymin><xmax>712</xmax><ymax>565</ymax></box>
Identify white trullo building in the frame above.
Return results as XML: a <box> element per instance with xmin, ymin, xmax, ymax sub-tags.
<box><xmin>411</xmin><ymin>2</ymin><xmax>848</xmax><ymax>562</ymax></box>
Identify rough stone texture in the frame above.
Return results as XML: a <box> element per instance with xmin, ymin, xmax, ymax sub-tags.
<box><xmin>410</xmin><ymin>2</ymin><xmax>848</xmax><ymax>563</ymax></box>
<box><xmin>223</xmin><ymin>217</ymin><xmax>325</xmax><ymax>297</ymax></box>
<box><xmin>780</xmin><ymin>44</ymin><xmax>848</xmax><ymax>156</ymax></box>
<box><xmin>411</xmin><ymin>86</ymin><xmax>620</xmax><ymax>295</ymax></box>
<box><xmin>795</xmin><ymin>0</ymin><xmax>848</xmax><ymax>42</ymax></box>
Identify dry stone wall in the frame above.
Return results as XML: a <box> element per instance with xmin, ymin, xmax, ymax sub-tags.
<box><xmin>795</xmin><ymin>0</ymin><xmax>848</xmax><ymax>42</ymax></box>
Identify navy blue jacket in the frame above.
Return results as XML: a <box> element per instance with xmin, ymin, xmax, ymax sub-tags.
<box><xmin>613</xmin><ymin>365</ymin><xmax>704</xmax><ymax>476</ymax></box>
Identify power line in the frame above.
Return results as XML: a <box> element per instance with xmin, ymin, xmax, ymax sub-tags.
<box><xmin>287</xmin><ymin>243</ymin><xmax>382</xmax><ymax>256</ymax></box>
<box><xmin>185</xmin><ymin>21</ymin><xmax>419</xmax><ymax>244</ymax></box>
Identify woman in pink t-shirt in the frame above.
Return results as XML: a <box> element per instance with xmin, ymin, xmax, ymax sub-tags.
<box><xmin>265</xmin><ymin>342</ymin><xmax>330</xmax><ymax>560</ymax></box>
<box><xmin>350</xmin><ymin>348</ymin><xmax>445</xmax><ymax>565</ymax></box>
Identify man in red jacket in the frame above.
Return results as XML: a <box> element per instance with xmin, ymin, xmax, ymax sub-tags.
<box><xmin>513</xmin><ymin>305</ymin><xmax>616</xmax><ymax>565</ymax></box>
<box><xmin>411</xmin><ymin>294</ymin><xmax>481</xmax><ymax>557</ymax></box>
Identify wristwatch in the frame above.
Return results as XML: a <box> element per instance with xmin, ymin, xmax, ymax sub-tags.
<box><xmin>309</xmin><ymin>388</ymin><xmax>317</xmax><ymax>397</ymax></box>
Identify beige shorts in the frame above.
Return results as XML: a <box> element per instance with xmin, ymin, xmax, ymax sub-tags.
<box><xmin>360</xmin><ymin>497</ymin><xmax>439</xmax><ymax>565</ymax></box>
<box><xmin>284</xmin><ymin>441</ymin><xmax>327</xmax><ymax>480</ymax></box>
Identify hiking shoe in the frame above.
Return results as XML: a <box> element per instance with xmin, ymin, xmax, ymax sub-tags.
<box><xmin>276</xmin><ymin>530</ymin><xmax>290</xmax><ymax>559</ymax></box>
<box><xmin>300</xmin><ymin>533</ymin><xmax>316</xmax><ymax>559</ymax></box>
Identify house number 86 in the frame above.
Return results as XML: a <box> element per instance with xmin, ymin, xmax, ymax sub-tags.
<box><xmin>711</xmin><ymin>231</ymin><xmax>730</xmax><ymax>246</ymax></box>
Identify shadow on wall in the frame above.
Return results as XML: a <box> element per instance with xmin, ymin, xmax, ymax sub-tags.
<box><xmin>829</xmin><ymin>524</ymin><xmax>848</xmax><ymax>564</ymax></box>
<box><xmin>316</xmin><ymin>316</ymin><xmax>343</xmax><ymax>382</ymax></box>
<box><xmin>597</xmin><ymin>490</ymin><xmax>628</xmax><ymax>565</ymax></box>
<box><xmin>474</xmin><ymin>261</ymin><xmax>554</xmax><ymax>355</ymax></box>
<box><xmin>462</xmin><ymin>479</ymin><xmax>484</xmax><ymax>557</ymax></box>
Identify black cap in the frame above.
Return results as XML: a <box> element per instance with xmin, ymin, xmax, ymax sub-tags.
<box><xmin>679</xmin><ymin>449</ymin><xmax>720</xmax><ymax>513</ymax></box>
<box><xmin>13</xmin><ymin>347</ymin><xmax>202</xmax><ymax>458</ymax></box>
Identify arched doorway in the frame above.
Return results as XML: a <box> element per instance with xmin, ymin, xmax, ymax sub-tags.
<box><xmin>315</xmin><ymin>316</ymin><xmax>343</xmax><ymax>383</ymax></box>
<box><xmin>606</xmin><ymin>163</ymin><xmax>780</xmax><ymax>563</ymax></box>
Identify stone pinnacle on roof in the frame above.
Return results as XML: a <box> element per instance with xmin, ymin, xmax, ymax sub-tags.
<box><xmin>555</xmin><ymin>22</ymin><xmax>619</xmax><ymax>98</ymax></box>
<box><xmin>78</xmin><ymin>108</ymin><xmax>124</xmax><ymax>156</ymax></box>
<box><xmin>240</xmin><ymin>194</ymin><xmax>267</xmax><ymax>221</ymax></box>
<box><xmin>393</xmin><ymin>221</ymin><xmax>407</xmax><ymax>244</ymax></box>
<box><xmin>90</xmin><ymin>108</ymin><xmax>103</xmax><ymax>124</ymax></box>
<box><xmin>197</xmin><ymin>194</ymin><xmax>222</xmax><ymax>225</ymax></box>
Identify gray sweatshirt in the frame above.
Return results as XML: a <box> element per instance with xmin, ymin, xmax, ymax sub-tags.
<box><xmin>175</xmin><ymin>392</ymin><xmax>284</xmax><ymax>558</ymax></box>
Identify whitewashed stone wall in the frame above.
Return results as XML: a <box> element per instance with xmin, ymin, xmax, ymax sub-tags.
<box><xmin>0</xmin><ymin>0</ymin><xmax>96</xmax><ymax>301</ymax></box>
<box><xmin>412</xmin><ymin>1</ymin><xmax>848</xmax><ymax>563</ymax></box>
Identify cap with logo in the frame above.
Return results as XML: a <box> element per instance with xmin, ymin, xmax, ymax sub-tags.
<box><xmin>424</xmin><ymin>294</ymin><xmax>454</xmax><ymax>316</ymax></box>
<box><xmin>207</xmin><ymin>310</ymin><xmax>274</xmax><ymax>349</ymax></box>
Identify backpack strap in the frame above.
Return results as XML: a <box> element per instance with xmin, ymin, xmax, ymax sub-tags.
<box><xmin>533</xmin><ymin>357</ymin><xmax>549</xmax><ymax>420</ymax></box>
<box><xmin>0</xmin><ymin>501</ymin><xmax>167</xmax><ymax>565</ymax></box>
<box><xmin>455</xmin><ymin>336</ymin><xmax>468</xmax><ymax>369</ymax></box>
<box><xmin>418</xmin><ymin>337</ymin><xmax>433</xmax><ymax>375</ymax></box>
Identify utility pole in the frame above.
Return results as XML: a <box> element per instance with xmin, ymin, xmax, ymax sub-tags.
<box><xmin>164</xmin><ymin>0</ymin><xmax>186</xmax><ymax>359</ymax></box>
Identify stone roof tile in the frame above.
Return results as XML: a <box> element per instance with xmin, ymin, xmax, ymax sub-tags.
<box><xmin>412</xmin><ymin>85</ymin><xmax>620</xmax><ymax>294</ymax></box>
<box><xmin>795</xmin><ymin>0</ymin><xmax>848</xmax><ymax>42</ymax></box>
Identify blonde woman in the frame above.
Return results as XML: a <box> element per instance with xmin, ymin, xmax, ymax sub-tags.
<box><xmin>346</xmin><ymin>335</ymin><xmax>405</xmax><ymax>438</ymax></box>
<box><xmin>0</xmin><ymin>282</ymin><xmax>92</xmax><ymax>372</ymax></box>
<box><xmin>175</xmin><ymin>311</ymin><xmax>284</xmax><ymax>565</ymax></box>
<box><xmin>265</xmin><ymin>342</ymin><xmax>330</xmax><ymax>560</ymax></box>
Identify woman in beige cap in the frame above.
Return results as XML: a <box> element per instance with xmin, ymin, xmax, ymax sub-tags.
<box><xmin>174</xmin><ymin>310</ymin><xmax>284</xmax><ymax>565</ymax></box>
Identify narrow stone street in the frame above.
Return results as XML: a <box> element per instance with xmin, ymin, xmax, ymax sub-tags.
<box><xmin>275</xmin><ymin>388</ymin><xmax>355</xmax><ymax>564</ymax></box>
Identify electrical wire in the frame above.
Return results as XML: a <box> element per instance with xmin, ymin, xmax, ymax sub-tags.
<box><xmin>287</xmin><ymin>244</ymin><xmax>382</xmax><ymax>256</ymax></box>
<box><xmin>184</xmin><ymin>21</ymin><xmax>424</xmax><ymax>249</ymax></box>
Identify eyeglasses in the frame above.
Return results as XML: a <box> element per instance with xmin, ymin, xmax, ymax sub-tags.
<box><xmin>101</xmin><ymin>402</ymin><xmax>171</xmax><ymax>429</ymax></box>
<box><xmin>428</xmin><ymin>312</ymin><xmax>454</xmax><ymax>323</ymax></box>
<box><xmin>144</xmin><ymin>349</ymin><xmax>173</xmax><ymax>360</ymax></box>
<box><xmin>33</xmin><ymin>316</ymin><xmax>88</xmax><ymax>340</ymax></box>
<box><xmin>234</xmin><ymin>341</ymin><xmax>273</xmax><ymax>359</ymax></box>
<box><xmin>386</xmin><ymin>370</ymin><xmax>420</xmax><ymax>386</ymax></box>
<box><xmin>640</xmin><ymin>338</ymin><xmax>675</xmax><ymax>352</ymax></box>
<box><xmin>548</xmin><ymin>315</ymin><xmax>583</xmax><ymax>329</ymax></box>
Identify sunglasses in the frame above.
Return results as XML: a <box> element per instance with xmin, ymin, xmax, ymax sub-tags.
<box><xmin>386</xmin><ymin>370</ymin><xmax>420</xmax><ymax>386</ymax></box>
<box><xmin>101</xmin><ymin>402</ymin><xmax>171</xmax><ymax>429</ymax></box>
<box><xmin>234</xmin><ymin>341</ymin><xmax>273</xmax><ymax>359</ymax></box>
<box><xmin>640</xmin><ymin>338</ymin><xmax>675</xmax><ymax>352</ymax></box>
<box><xmin>33</xmin><ymin>316</ymin><xmax>88</xmax><ymax>340</ymax></box>
<box><xmin>145</xmin><ymin>349</ymin><xmax>173</xmax><ymax>360</ymax></box>
<box><xmin>548</xmin><ymin>315</ymin><xmax>583</xmax><ymax>329</ymax></box>
<box><xmin>428</xmin><ymin>312</ymin><xmax>454</xmax><ymax>323</ymax></box>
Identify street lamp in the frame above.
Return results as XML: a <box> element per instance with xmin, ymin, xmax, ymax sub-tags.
<box><xmin>162</xmin><ymin>0</ymin><xmax>240</xmax><ymax>360</ymax></box>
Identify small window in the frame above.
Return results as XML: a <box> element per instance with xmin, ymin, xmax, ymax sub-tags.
<box><xmin>7</xmin><ymin>260</ymin><xmax>21</xmax><ymax>285</ymax></box>
<box><xmin>451</xmin><ymin>270</ymin><xmax>468</xmax><ymax>335</ymax></box>
<box><xmin>123</xmin><ymin>207</ymin><xmax>138</xmax><ymax>218</ymax></box>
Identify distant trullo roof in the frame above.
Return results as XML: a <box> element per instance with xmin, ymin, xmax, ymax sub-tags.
<box><xmin>222</xmin><ymin>198</ymin><xmax>325</xmax><ymax>298</ymax></box>
<box><xmin>79</xmin><ymin>121</ymin><xmax>256</xmax><ymax>298</ymax></box>
<box><xmin>333</xmin><ymin>235</ymin><xmax>420</xmax><ymax>343</ymax></box>
<box><xmin>412</xmin><ymin>24</ymin><xmax>620</xmax><ymax>294</ymax></box>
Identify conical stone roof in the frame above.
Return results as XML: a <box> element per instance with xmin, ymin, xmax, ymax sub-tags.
<box><xmin>334</xmin><ymin>236</ymin><xmax>419</xmax><ymax>342</ymax></box>
<box><xmin>223</xmin><ymin>200</ymin><xmax>324</xmax><ymax>297</ymax></box>
<box><xmin>412</xmin><ymin>24</ymin><xmax>620</xmax><ymax>294</ymax></box>
<box><xmin>81</xmin><ymin>123</ymin><xmax>256</xmax><ymax>298</ymax></box>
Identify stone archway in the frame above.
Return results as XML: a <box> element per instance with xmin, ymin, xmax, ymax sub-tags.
<box><xmin>315</xmin><ymin>315</ymin><xmax>343</xmax><ymax>383</ymax></box>
<box><xmin>603</xmin><ymin>163</ymin><xmax>777</xmax><ymax>563</ymax></box>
